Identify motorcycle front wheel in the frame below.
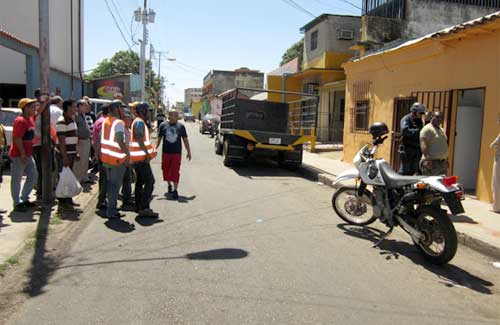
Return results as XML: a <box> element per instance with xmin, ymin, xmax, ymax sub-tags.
<box><xmin>413</xmin><ymin>207</ymin><xmax>457</xmax><ymax>265</ymax></box>
<box><xmin>332</xmin><ymin>186</ymin><xmax>377</xmax><ymax>226</ymax></box>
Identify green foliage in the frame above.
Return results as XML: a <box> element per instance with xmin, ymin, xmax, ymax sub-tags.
<box><xmin>280</xmin><ymin>38</ymin><xmax>304</xmax><ymax>68</ymax></box>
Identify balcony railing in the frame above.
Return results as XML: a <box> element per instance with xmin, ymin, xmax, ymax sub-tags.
<box><xmin>363</xmin><ymin>0</ymin><xmax>500</xmax><ymax>19</ymax></box>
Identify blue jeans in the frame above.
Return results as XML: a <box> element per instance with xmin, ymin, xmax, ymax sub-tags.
<box><xmin>106</xmin><ymin>165</ymin><xmax>126</xmax><ymax>217</ymax></box>
<box><xmin>10</xmin><ymin>156</ymin><xmax>38</xmax><ymax>205</ymax></box>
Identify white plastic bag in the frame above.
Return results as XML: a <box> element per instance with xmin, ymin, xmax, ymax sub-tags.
<box><xmin>56</xmin><ymin>167</ymin><xmax>83</xmax><ymax>198</ymax></box>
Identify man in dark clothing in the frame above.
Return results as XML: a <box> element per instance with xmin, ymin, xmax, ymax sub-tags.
<box><xmin>130</xmin><ymin>103</ymin><xmax>158</xmax><ymax>217</ymax></box>
<box><xmin>399</xmin><ymin>102</ymin><xmax>426</xmax><ymax>175</ymax></box>
<box><xmin>156</xmin><ymin>110</ymin><xmax>191</xmax><ymax>200</ymax></box>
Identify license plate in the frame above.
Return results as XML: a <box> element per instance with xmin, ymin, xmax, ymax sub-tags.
<box><xmin>269</xmin><ymin>138</ymin><xmax>281</xmax><ymax>145</ymax></box>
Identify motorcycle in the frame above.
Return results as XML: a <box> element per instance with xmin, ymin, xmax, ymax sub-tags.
<box><xmin>332</xmin><ymin>122</ymin><xmax>463</xmax><ymax>265</ymax></box>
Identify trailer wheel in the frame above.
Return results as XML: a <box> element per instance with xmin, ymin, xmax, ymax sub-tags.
<box><xmin>222</xmin><ymin>139</ymin><xmax>232</xmax><ymax>167</ymax></box>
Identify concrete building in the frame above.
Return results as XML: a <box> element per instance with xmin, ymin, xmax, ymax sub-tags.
<box><xmin>184</xmin><ymin>88</ymin><xmax>202</xmax><ymax>107</ymax></box>
<box><xmin>359</xmin><ymin>0</ymin><xmax>500</xmax><ymax>54</ymax></box>
<box><xmin>268</xmin><ymin>14</ymin><xmax>361</xmax><ymax>143</ymax></box>
<box><xmin>342</xmin><ymin>11</ymin><xmax>500</xmax><ymax>204</ymax></box>
<box><xmin>0</xmin><ymin>0</ymin><xmax>84</xmax><ymax>105</ymax></box>
<box><xmin>202</xmin><ymin>68</ymin><xmax>264</xmax><ymax>115</ymax></box>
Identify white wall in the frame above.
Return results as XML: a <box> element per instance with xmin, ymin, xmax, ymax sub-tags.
<box><xmin>0</xmin><ymin>46</ymin><xmax>26</xmax><ymax>84</ymax></box>
<box><xmin>0</xmin><ymin>0</ymin><xmax>82</xmax><ymax>82</ymax></box>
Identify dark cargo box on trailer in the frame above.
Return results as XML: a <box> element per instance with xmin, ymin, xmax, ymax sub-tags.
<box><xmin>221</xmin><ymin>99</ymin><xmax>288</xmax><ymax>133</ymax></box>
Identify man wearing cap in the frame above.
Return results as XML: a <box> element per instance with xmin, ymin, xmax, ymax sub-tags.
<box><xmin>120</xmin><ymin>106</ymin><xmax>134</xmax><ymax>208</ymax></box>
<box><xmin>130</xmin><ymin>103</ymin><xmax>158</xmax><ymax>218</ymax></box>
<box><xmin>420</xmin><ymin>111</ymin><xmax>449</xmax><ymax>176</ymax></box>
<box><xmin>399</xmin><ymin>102</ymin><xmax>425</xmax><ymax>175</ymax></box>
<box><xmin>9</xmin><ymin>98</ymin><xmax>38</xmax><ymax>212</ymax></box>
<box><xmin>101</xmin><ymin>100</ymin><xmax>131</xmax><ymax>218</ymax></box>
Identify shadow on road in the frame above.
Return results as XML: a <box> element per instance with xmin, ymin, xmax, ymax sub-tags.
<box><xmin>104</xmin><ymin>218</ymin><xmax>136</xmax><ymax>233</ymax></box>
<box><xmin>337</xmin><ymin>223</ymin><xmax>494</xmax><ymax>295</ymax></box>
<box><xmin>135</xmin><ymin>216</ymin><xmax>164</xmax><ymax>227</ymax></box>
<box><xmin>231</xmin><ymin>160</ymin><xmax>299</xmax><ymax>179</ymax></box>
<box><xmin>57</xmin><ymin>248</ymin><xmax>249</xmax><ymax>269</ymax></box>
<box><xmin>23</xmin><ymin>205</ymin><xmax>59</xmax><ymax>297</ymax></box>
<box><xmin>159</xmin><ymin>193</ymin><xmax>197</xmax><ymax>203</ymax></box>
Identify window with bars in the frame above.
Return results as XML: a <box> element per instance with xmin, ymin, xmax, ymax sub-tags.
<box><xmin>351</xmin><ymin>100</ymin><xmax>370</xmax><ymax>132</ymax></box>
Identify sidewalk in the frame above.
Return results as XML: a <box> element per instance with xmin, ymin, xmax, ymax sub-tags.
<box><xmin>301</xmin><ymin>150</ymin><xmax>500</xmax><ymax>260</ymax></box>
<box><xmin>0</xmin><ymin>172</ymin><xmax>98</xmax><ymax>267</ymax></box>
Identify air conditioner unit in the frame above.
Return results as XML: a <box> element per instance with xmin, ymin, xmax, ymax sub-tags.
<box><xmin>337</xmin><ymin>29</ymin><xmax>354</xmax><ymax>40</ymax></box>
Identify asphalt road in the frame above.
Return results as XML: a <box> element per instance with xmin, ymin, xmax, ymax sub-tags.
<box><xmin>7</xmin><ymin>123</ymin><xmax>500</xmax><ymax>324</ymax></box>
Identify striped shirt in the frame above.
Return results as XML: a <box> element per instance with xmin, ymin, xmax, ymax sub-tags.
<box><xmin>56</xmin><ymin>115</ymin><xmax>78</xmax><ymax>156</ymax></box>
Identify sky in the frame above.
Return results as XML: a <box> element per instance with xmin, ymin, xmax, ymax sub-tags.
<box><xmin>84</xmin><ymin>0</ymin><xmax>362</xmax><ymax>103</ymax></box>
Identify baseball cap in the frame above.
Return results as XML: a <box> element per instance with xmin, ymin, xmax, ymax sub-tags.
<box><xmin>128</xmin><ymin>101</ymin><xmax>140</xmax><ymax>108</ymax></box>
<box><xmin>18</xmin><ymin>98</ymin><xmax>38</xmax><ymax>109</ymax></box>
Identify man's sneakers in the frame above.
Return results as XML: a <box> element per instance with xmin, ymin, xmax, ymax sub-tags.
<box><xmin>138</xmin><ymin>209</ymin><xmax>159</xmax><ymax>218</ymax></box>
<box><xmin>171</xmin><ymin>190</ymin><xmax>179</xmax><ymax>200</ymax></box>
<box><xmin>107</xmin><ymin>212</ymin><xmax>125</xmax><ymax>219</ymax></box>
<box><xmin>14</xmin><ymin>203</ymin><xmax>28</xmax><ymax>212</ymax></box>
<box><xmin>13</xmin><ymin>201</ymin><xmax>37</xmax><ymax>212</ymax></box>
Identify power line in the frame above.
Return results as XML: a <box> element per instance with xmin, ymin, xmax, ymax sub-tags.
<box><xmin>110</xmin><ymin>0</ymin><xmax>131</xmax><ymax>36</ymax></box>
<box><xmin>104</xmin><ymin>0</ymin><xmax>133</xmax><ymax>49</ymax></box>
<box><xmin>312</xmin><ymin>0</ymin><xmax>360</xmax><ymax>14</ymax></box>
<box><xmin>280</xmin><ymin>0</ymin><xmax>316</xmax><ymax>18</ymax></box>
<box><xmin>338</xmin><ymin>0</ymin><xmax>362</xmax><ymax>10</ymax></box>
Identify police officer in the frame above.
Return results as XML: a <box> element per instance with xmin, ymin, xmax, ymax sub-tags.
<box><xmin>399</xmin><ymin>102</ymin><xmax>426</xmax><ymax>175</ymax></box>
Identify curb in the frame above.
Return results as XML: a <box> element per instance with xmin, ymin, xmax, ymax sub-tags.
<box><xmin>297</xmin><ymin>164</ymin><xmax>500</xmax><ymax>260</ymax></box>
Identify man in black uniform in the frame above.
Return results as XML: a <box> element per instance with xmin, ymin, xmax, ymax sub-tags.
<box><xmin>399</xmin><ymin>102</ymin><xmax>426</xmax><ymax>175</ymax></box>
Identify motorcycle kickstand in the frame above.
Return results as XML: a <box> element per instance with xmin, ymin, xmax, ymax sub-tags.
<box><xmin>372</xmin><ymin>227</ymin><xmax>394</xmax><ymax>248</ymax></box>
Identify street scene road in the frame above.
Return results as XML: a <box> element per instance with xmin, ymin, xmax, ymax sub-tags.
<box><xmin>7</xmin><ymin>123</ymin><xmax>500</xmax><ymax>324</ymax></box>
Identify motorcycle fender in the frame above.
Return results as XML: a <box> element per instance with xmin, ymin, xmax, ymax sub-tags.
<box><xmin>332</xmin><ymin>169</ymin><xmax>360</xmax><ymax>188</ymax></box>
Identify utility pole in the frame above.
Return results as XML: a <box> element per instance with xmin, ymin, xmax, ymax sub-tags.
<box><xmin>135</xmin><ymin>1</ymin><xmax>155</xmax><ymax>102</ymax></box>
<box><xmin>39</xmin><ymin>0</ymin><xmax>53</xmax><ymax>203</ymax></box>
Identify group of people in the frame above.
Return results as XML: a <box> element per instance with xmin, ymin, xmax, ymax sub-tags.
<box><xmin>399</xmin><ymin>102</ymin><xmax>500</xmax><ymax>212</ymax></box>
<box><xmin>7</xmin><ymin>90</ymin><xmax>192</xmax><ymax>220</ymax></box>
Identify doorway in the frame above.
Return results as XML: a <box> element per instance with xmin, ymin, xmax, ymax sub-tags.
<box><xmin>453</xmin><ymin>88</ymin><xmax>485</xmax><ymax>192</ymax></box>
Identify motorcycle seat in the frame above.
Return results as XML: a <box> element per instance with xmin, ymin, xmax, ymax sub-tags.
<box><xmin>379</xmin><ymin>162</ymin><xmax>422</xmax><ymax>189</ymax></box>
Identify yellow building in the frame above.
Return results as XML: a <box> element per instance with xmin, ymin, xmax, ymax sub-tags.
<box><xmin>267</xmin><ymin>14</ymin><xmax>361</xmax><ymax>142</ymax></box>
<box><xmin>343</xmin><ymin>11</ymin><xmax>500</xmax><ymax>203</ymax></box>
<box><xmin>191</xmin><ymin>99</ymin><xmax>202</xmax><ymax>120</ymax></box>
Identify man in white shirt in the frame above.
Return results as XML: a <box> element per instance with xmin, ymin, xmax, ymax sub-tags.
<box><xmin>49</xmin><ymin>96</ymin><xmax>63</xmax><ymax>129</ymax></box>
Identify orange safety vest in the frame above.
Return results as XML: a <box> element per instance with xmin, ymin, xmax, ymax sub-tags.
<box><xmin>100</xmin><ymin>116</ymin><xmax>127</xmax><ymax>166</ymax></box>
<box><xmin>129</xmin><ymin>117</ymin><xmax>155</xmax><ymax>162</ymax></box>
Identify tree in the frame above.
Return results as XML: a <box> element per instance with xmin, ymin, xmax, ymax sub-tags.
<box><xmin>280</xmin><ymin>38</ymin><xmax>304</xmax><ymax>68</ymax></box>
<box><xmin>86</xmin><ymin>50</ymin><xmax>162</xmax><ymax>105</ymax></box>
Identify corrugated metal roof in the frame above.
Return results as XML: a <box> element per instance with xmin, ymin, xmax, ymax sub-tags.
<box><xmin>352</xmin><ymin>10</ymin><xmax>500</xmax><ymax>63</ymax></box>
<box><xmin>0</xmin><ymin>29</ymin><xmax>37</xmax><ymax>49</ymax></box>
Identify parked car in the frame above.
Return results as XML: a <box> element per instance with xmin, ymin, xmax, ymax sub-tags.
<box><xmin>1</xmin><ymin>108</ymin><xmax>22</xmax><ymax>166</ymax></box>
<box><xmin>200</xmin><ymin>114</ymin><xmax>220</xmax><ymax>137</ymax></box>
<box><xmin>183</xmin><ymin>113</ymin><xmax>195</xmax><ymax>122</ymax></box>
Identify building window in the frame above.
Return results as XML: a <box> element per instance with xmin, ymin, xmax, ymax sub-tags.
<box><xmin>351</xmin><ymin>100</ymin><xmax>370</xmax><ymax>132</ymax></box>
<box><xmin>310</xmin><ymin>30</ymin><xmax>318</xmax><ymax>51</ymax></box>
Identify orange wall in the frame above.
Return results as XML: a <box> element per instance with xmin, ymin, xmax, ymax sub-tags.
<box><xmin>343</xmin><ymin>27</ymin><xmax>500</xmax><ymax>202</ymax></box>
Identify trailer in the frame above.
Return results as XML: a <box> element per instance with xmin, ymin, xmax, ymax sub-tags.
<box><xmin>214</xmin><ymin>88</ymin><xmax>318</xmax><ymax>168</ymax></box>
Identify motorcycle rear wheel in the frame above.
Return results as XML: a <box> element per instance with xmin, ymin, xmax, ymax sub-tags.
<box><xmin>413</xmin><ymin>206</ymin><xmax>457</xmax><ymax>265</ymax></box>
<box><xmin>332</xmin><ymin>186</ymin><xmax>377</xmax><ymax>226</ymax></box>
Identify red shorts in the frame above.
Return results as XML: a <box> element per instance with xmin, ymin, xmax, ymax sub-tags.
<box><xmin>162</xmin><ymin>153</ymin><xmax>182</xmax><ymax>183</ymax></box>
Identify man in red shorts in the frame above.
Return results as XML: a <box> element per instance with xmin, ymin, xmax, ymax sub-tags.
<box><xmin>156</xmin><ymin>110</ymin><xmax>191</xmax><ymax>200</ymax></box>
